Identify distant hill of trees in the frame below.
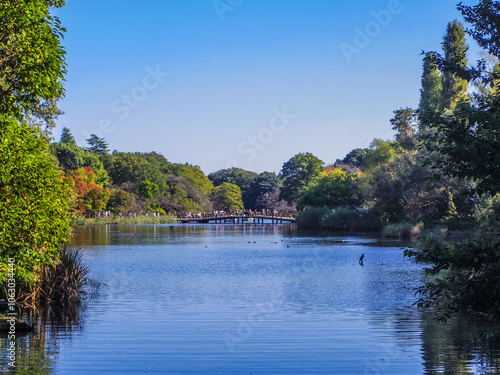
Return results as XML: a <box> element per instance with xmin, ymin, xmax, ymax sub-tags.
<box><xmin>51</xmin><ymin>130</ymin><xmax>299</xmax><ymax>217</ymax></box>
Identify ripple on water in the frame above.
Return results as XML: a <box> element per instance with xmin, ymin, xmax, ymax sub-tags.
<box><xmin>2</xmin><ymin>225</ymin><xmax>499</xmax><ymax>374</ymax></box>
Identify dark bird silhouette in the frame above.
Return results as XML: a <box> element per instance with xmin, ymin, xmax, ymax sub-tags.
<box><xmin>359</xmin><ymin>254</ymin><xmax>365</xmax><ymax>264</ymax></box>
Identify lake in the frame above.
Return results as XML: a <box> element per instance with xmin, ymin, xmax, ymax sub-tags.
<box><xmin>2</xmin><ymin>223</ymin><xmax>500</xmax><ymax>374</ymax></box>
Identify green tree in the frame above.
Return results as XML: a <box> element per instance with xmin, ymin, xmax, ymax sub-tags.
<box><xmin>169</xmin><ymin>162</ymin><xmax>214</xmax><ymax>196</ymax></box>
<box><xmin>208</xmin><ymin>167</ymin><xmax>258</xmax><ymax>207</ymax></box>
<box><xmin>441</xmin><ymin>20</ymin><xmax>469</xmax><ymax>110</ymax></box>
<box><xmin>0</xmin><ymin>0</ymin><xmax>67</xmax><ymax>121</ymax></box>
<box><xmin>391</xmin><ymin>108</ymin><xmax>418</xmax><ymax>150</ymax></box>
<box><xmin>296</xmin><ymin>168</ymin><xmax>362</xmax><ymax>211</ymax></box>
<box><xmin>339</xmin><ymin>148</ymin><xmax>369</xmax><ymax>168</ymax></box>
<box><xmin>85</xmin><ymin>134</ymin><xmax>109</xmax><ymax>155</ymax></box>
<box><xmin>0</xmin><ymin>117</ymin><xmax>71</xmax><ymax>285</ymax></box>
<box><xmin>368</xmin><ymin>150</ymin><xmax>456</xmax><ymax>225</ymax></box>
<box><xmin>212</xmin><ymin>182</ymin><xmax>244</xmax><ymax>211</ymax></box>
<box><xmin>105</xmin><ymin>152</ymin><xmax>143</xmax><ymax>185</ymax></box>
<box><xmin>459</xmin><ymin>0</ymin><xmax>500</xmax><ymax>58</ymax></box>
<box><xmin>51</xmin><ymin>140</ymin><xmax>109</xmax><ymax>186</ymax></box>
<box><xmin>138</xmin><ymin>180</ymin><xmax>159</xmax><ymax>199</ymax></box>
<box><xmin>51</xmin><ymin>142</ymin><xmax>85</xmax><ymax>171</ymax></box>
<box><xmin>106</xmin><ymin>189</ymin><xmax>139</xmax><ymax>214</ymax></box>
<box><xmin>406</xmin><ymin>0</ymin><xmax>500</xmax><ymax>322</ymax></box>
<box><xmin>103</xmin><ymin>152</ymin><xmax>213</xmax><ymax>213</ymax></box>
<box><xmin>245</xmin><ymin>172</ymin><xmax>280</xmax><ymax>209</ymax></box>
<box><xmin>422</xmin><ymin>2</ymin><xmax>500</xmax><ymax>195</ymax></box>
<box><xmin>405</xmin><ymin>233</ymin><xmax>500</xmax><ymax>322</ymax></box>
<box><xmin>60</xmin><ymin>127</ymin><xmax>76</xmax><ymax>145</ymax></box>
<box><xmin>362</xmin><ymin>139</ymin><xmax>400</xmax><ymax>172</ymax></box>
<box><xmin>419</xmin><ymin>52</ymin><xmax>443</xmax><ymax>130</ymax></box>
<box><xmin>0</xmin><ymin>0</ymin><xmax>71</xmax><ymax>288</ymax></box>
<box><xmin>279</xmin><ymin>152</ymin><xmax>324</xmax><ymax>204</ymax></box>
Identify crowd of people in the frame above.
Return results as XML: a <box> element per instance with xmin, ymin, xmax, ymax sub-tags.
<box><xmin>178</xmin><ymin>209</ymin><xmax>292</xmax><ymax>220</ymax></box>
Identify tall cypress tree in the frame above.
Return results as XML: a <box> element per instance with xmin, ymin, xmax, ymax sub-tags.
<box><xmin>419</xmin><ymin>52</ymin><xmax>443</xmax><ymax>130</ymax></box>
<box><xmin>441</xmin><ymin>20</ymin><xmax>469</xmax><ymax>110</ymax></box>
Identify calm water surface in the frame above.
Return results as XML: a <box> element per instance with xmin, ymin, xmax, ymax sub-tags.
<box><xmin>1</xmin><ymin>224</ymin><xmax>500</xmax><ymax>374</ymax></box>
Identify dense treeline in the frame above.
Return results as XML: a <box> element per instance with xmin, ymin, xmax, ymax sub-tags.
<box><xmin>51</xmin><ymin>130</ymin><xmax>216</xmax><ymax>216</ymax></box>
<box><xmin>50</xmin><ymin>131</ymin><xmax>298</xmax><ymax>217</ymax></box>
<box><xmin>292</xmin><ymin>15</ymin><xmax>492</xmax><ymax>236</ymax></box>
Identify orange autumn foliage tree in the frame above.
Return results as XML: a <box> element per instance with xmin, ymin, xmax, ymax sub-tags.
<box><xmin>67</xmin><ymin>167</ymin><xmax>110</xmax><ymax>216</ymax></box>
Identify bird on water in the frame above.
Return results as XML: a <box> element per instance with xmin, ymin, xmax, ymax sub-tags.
<box><xmin>359</xmin><ymin>254</ymin><xmax>364</xmax><ymax>264</ymax></box>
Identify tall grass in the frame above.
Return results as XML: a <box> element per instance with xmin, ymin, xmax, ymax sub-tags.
<box><xmin>16</xmin><ymin>248</ymin><xmax>96</xmax><ymax>307</ymax></box>
<box><xmin>74</xmin><ymin>214</ymin><xmax>177</xmax><ymax>225</ymax></box>
<box><xmin>297</xmin><ymin>206</ymin><xmax>382</xmax><ymax>231</ymax></box>
<box><xmin>296</xmin><ymin>206</ymin><xmax>331</xmax><ymax>228</ymax></box>
<box><xmin>383</xmin><ymin>222</ymin><xmax>424</xmax><ymax>239</ymax></box>
<box><xmin>321</xmin><ymin>207</ymin><xmax>362</xmax><ymax>230</ymax></box>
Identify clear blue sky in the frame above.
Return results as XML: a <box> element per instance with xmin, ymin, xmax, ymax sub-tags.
<box><xmin>53</xmin><ymin>0</ymin><xmax>479</xmax><ymax>174</ymax></box>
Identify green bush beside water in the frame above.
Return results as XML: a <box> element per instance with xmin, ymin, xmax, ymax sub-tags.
<box><xmin>383</xmin><ymin>222</ymin><xmax>424</xmax><ymax>238</ymax></box>
<box><xmin>296</xmin><ymin>206</ymin><xmax>382</xmax><ymax>231</ymax></box>
<box><xmin>405</xmin><ymin>232</ymin><xmax>500</xmax><ymax>322</ymax></box>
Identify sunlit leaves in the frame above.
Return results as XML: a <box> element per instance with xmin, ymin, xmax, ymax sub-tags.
<box><xmin>0</xmin><ymin>0</ymin><xmax>67</xmax><ymax>120</ymax></box>
<box><xmin>0</xmin><ymin>116</ymin><xmax>71</xmax><ymax>286</ymax></box>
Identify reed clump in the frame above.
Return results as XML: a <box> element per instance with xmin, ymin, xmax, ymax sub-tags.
<box><xmin>383</xmin><ymin>222</ymin><xmax>424</xmax><ymax>239</ymax></box>
<box><xmin>74</xmin><ymin>215</ymin><xmax>177</xmax><ymax>225</ymax></box>
<box><xmin>15</xmin><ymin>248</ymin><xmax>96</xmax><ymax>307</ymax></box>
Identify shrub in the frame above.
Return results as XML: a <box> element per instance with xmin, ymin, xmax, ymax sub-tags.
<box><xmin>0</xmin><ymin>119</ymin><xmax>72</xmax><ymax>287</ymax></box>
<box><xmin>405</xmin><ymin>232</ymin><xmax>500</xmax><ymax>322</ymax></box>
<box><xmin>383</xmin><ymin>222</ymin><xmax>423</xmax><ymax>238</ymax></box>
<box><xmin>321</xmin><ymin>207</ymin><xmax>362</xmax><ymax>230</ymax></box>
<box><xmin>473</xmin><ymin>193</ymin><xmax>500</xmax><ymax>232</ymax></box>
<box><xmin>296</xmin><ymin>206</ymin><xmax>331</xmax><ymax>228</ymax></box>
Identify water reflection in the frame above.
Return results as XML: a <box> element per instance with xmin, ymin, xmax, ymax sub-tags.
<box><xmin>420</xmin><ymin>313</ymin><xmax>500</xmax><ymax>374</ymax></box>
<box><xmin>1</xmin><ymin>224</ymin><xmax>499</xmax><ymax>374</ymax></box>
<box><xmin>0</xmin><ymin>302</ymin><xmax>88</xmax><ymax>374</ymax></box>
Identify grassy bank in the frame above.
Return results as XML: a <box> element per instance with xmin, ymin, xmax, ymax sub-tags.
<box><xmin>73</xmin><ymin>215</ymin><xmax>177</xmax><ymax>225</ymax></box>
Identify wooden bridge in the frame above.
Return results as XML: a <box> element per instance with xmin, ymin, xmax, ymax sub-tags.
<box><xmin>177</xmin><ymin>213</ymin><xmax>296</xmax><ymax>224</ymax></box>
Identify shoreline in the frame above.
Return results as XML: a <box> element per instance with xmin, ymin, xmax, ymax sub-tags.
<box><xmin>73</xmin><ymin>215</ymin><xmax>177</xmax><ymax>225</ymax></box>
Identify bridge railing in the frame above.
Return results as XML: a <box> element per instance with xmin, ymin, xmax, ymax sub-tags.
<box><xmin>176</xmin><ymin>212</ymin><xmax>296</xmax><ymax>221</ymax></box>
